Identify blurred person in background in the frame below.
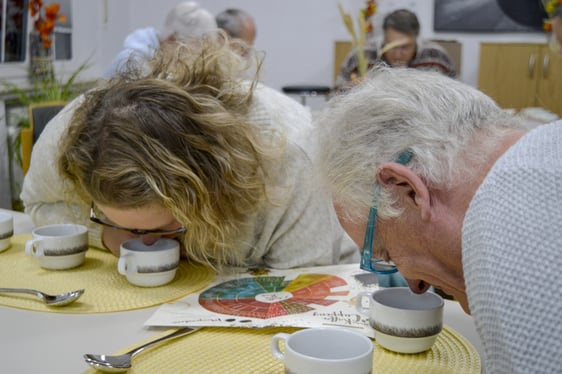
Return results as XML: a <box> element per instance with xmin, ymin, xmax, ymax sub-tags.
<box><xmin>104</xmin><ymin>1</ymin><xmax>216</xmax><ymax>78</ymax></box>
<box><xmin>336</xmin><ymin>9</ymin><xmax>455</xmax><ymax>90</ymax></box>
<box><xmin>216</xmin><ymin>8</ymin><xmax>256</xmax><ymax>46</ymax></box>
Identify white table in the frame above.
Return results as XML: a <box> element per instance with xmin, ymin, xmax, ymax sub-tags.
<box><xmin>0</xmin><ymin>209</ymin><xmax>485</xmax><ymax>373</ymax></box>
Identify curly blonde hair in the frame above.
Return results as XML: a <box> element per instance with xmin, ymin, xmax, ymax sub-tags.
<box><xmin>59</xmin><ymin>32</ymin><xmax>279</xmax><ymax>267</ymax></box>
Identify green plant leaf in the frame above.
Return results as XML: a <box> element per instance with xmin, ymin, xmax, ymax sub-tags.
<box><xmin>0</xmin><ymin>58</ymin><xmax>91</xmax><ymax>172</ymax></box>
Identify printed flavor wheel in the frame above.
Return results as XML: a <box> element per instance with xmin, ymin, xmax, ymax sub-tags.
<box><xmin>199</xmin><ymin>273</ymin><xmax>349</xmax><ymax>319</ymax></box>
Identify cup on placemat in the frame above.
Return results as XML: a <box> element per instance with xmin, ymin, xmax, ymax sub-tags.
<box><xmin>0</xmin><ymin>213</ymin><xmax>14</xmax><ymax>253</ymax></box>
<box><xmin>270</xmin><ymin>327</ymin><xmax>374</xmax><ymax>374</ymax></box>
<box><xmin>118</xmin><ymin>238</ymin><xmax>180</xmax><ymax>287</ymax></box>
<box><xmin>25</xmin><ymin>224</ymin><xmax>89</xmax><ymax>270</ymax></box>
<box><xmin>356</xmin><ymin>287</ymin><xmax>444</xmax><ymax>354</ymax></box>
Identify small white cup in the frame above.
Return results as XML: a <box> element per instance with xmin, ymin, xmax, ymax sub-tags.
<box><xmin>25</xmin><ymin>224</ymin><xmax>89</xmax><ymax>270</ymax></box>
<box><xmin>118</xmin><ymin>238</ymin><xmax>180</xmax><ymax>287</ymax></box>
<box><xmin>271</xmin><ymin>328</ymin><xmax>373</xmax><ymax>374</ymax></box>
<box><xmin>356</xmin><ymin>287</ymin><xmax>444</xmax><ymax>354</ymax></box>
<box><xmin>0</xmin><ymin>213</ymin><xmax>14</xmax><ymax>253</ymax></box>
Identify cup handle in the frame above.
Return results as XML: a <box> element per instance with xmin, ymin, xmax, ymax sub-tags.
<box><xmin>24</xmin><ymin>238</ymin><xmax>43</xmax><ymax>257</ymax></box>
<box><xmin>355</xmin><ymin>291</ymin><xmax>372</xmax><ymax>315</ymax></box>
<box><xmin>270</xmin><ymin>333</ymin><xmax>290</xmax><ymax>361</ymax></box>
<box><xmin>117</xmin><ymin>253</ymin><xmax>137</xmax><ymax>275</ymax></box>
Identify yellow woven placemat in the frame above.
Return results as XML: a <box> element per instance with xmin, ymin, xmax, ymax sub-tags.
<box><xmin>84</xmin><ymin>326</ymin><xmax>480</xmax><ymax>373</ymax></box>
<box><xmin>0</xmin><ymin>235</ymin><xmax>215</xmax><ymax>313</ymax></box>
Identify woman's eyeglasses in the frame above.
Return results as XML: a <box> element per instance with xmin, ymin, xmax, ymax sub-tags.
<box><xmin>89</xmin><ymin>202</ymin><xmax>186</xmax><ymax>236</ymax></box>
<box><xmin>360</xmin><ymin>150</ymin><xmax>413</xmax><ymax>275</ymax></box>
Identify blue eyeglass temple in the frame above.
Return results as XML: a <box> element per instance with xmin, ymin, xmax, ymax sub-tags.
<box><xmin>360</xmin><ymin>150</ymin><xmax>413</xmax><ymax>274</ymax></box>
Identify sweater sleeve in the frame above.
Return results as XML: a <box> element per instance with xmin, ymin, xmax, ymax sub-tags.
<box><xmin>20</xmin><ymin>96</ymin><xmax>106</xmax><ymax>250</ymax></box>
<box><xmin>409</xmin><ymin>41</ymin><xmax>457</xmax><ymax>78</ymax></box>
<box><xmin>462</xmin><ymin>122</ymin><xmax>562</xmax><ymax>373</ymax></box>
<box><xmin>259</xmin><ymin>150</ymin><xmax>360</xmax><ymax>269</ymax></box>
<box><xmin>242</xmin><ymin>84</ymin><xmax>360</xmax><ymax>268</ymax></box>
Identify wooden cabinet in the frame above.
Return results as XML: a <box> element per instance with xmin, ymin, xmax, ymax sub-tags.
<box><xmin>478</xmin><ymin>43</ymin><xmax>562</xmax><ymax>116</ymax></box>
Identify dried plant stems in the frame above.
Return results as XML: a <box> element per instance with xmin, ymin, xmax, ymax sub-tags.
<box><xmin>338</xmin><ymin>3</ymin><xmax>367</xmax><ymax>77</ymax></box>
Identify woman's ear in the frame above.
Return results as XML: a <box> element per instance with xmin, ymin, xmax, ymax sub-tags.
<box><xmin>376</xmin><ymin>163</ymin><xmax>432</xmax><ymax>221</ymax></box>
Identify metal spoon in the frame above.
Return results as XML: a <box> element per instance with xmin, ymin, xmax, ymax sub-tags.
<box><xmin>84</xmin><ymin>327</ymin><xmax>198</xmax><ymax>373</ymax></box>
<box><xmin>0</xmin><ymin>287</ymin><xmax>84</xmax><ymax>306</ymax></box>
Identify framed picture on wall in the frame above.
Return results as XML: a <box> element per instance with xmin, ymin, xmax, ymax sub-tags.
<box><xmin>434</xmin><ymin>0</ymin><xmax>546</xmax><ymax>32</ymax></box>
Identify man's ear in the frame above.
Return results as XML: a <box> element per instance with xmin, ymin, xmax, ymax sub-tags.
<box><xmin>376</xmin><ymin>163</ymin><xmax>431</xmax><ymax>221</ymax></box>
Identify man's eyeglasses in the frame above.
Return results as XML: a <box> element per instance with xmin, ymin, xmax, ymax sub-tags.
<box><xmin>89</xmin><ymin>202</ymin><xmax>187</xmax><ymax>236</ymax></box>
<box><xmin>360</xmin><ymin>150</ymin><xmax>413</xmax><ymax>274</ymax></box>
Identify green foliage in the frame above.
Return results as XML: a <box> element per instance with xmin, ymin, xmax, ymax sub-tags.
<box><xmin>1</xmin><ymin>60</ymin><xmax>90</xmax><ymax>107</ymax></box>
<box><xmin>2</xmin><ymin>59</ymin><xmax>91</xmax><ymax>210</ymax></box>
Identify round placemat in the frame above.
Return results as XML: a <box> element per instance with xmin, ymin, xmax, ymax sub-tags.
<box><xmin>84</xmin><ymin>326</ymin><xmax>480</xmax><ymax>373</ymax></box>
<box><xmin>0</xmin><ymin>235</ymin><xmax>215</xmax><ymax>313</ymax></box>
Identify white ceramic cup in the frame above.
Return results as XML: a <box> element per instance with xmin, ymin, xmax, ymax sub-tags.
<box><xmin>356</xmin><ymin>287</ymin><xmax>444</xmax><ymax>354</ymax></box>
<box><xmin>0</xmin><ymin>213</ymin><xmax>14</xmax><ymax>253</ymax></box>
<box><xmin>25</xmin><ymin>224</ymin><xmax>89</xmax><ymax>270</ymax></box>
<box><xmin>118</xmin><ymin>238</ymin><xmax>180</xmax><ymax>287</ymax></box>
<box><xmin>271</xmin><ymin>328</ymin><xmax>374</xmax><ymax>374</ymax></box>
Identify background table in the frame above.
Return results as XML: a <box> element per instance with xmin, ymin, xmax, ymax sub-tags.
<box><xmin>0</xmin><ymin>209</ymin><xmax>485</xmax><ymax>373</ymax></box>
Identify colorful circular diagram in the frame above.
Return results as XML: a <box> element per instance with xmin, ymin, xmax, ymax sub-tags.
<box><xmin>199</xmin><ymin>273</ymin><xmax>349</xmax><ymax>319</ymax></box>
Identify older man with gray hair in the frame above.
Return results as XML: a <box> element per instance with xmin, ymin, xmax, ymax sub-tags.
<box><xmin>104</xmin><ymin>1</ymin><xmax>216</xmax><ymax>77</ymax></box>
<box><xmin>216</xmin><ymin>8</ymin><xmax>256</xmax><ymax>46</ymax></box>
<box><xmin>315</xmin><ymin>66</ymin><xmax>562</xmax><ymax>373</ymax></box>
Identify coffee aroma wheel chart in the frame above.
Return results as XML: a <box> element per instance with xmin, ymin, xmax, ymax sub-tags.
<box><xmin>199</xmin><ymin>273</ymin><xmax>349</xmax><ymax>319</ymax></box>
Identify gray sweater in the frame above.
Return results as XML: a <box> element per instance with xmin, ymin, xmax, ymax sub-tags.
<box><xmin>463</xmin><ymin>120</ymin><xmax>562</xmax><ymax>373</ymax></box>
<box><xmin>21</xmin><ymin>83</ymin><xmax>359</xmax><ymax>269</ymax></box>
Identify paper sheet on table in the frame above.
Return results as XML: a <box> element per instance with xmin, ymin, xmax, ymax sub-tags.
<box><xmin>145</xmin><ymin>264</ymin><xmax>379</xmax><ymax>337</ymax></box>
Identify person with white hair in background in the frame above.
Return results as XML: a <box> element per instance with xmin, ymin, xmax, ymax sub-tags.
<box><xmin>216</xmin><ymin>8</ymin><xmax>256</xmax><ymax>46</ymax></box>
<box><xmin>104</xmin><ymin>1</ymin><xmax>216</xmax><ymax>78</ymax></box>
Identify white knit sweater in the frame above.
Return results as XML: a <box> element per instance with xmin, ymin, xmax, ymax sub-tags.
<box><xmin>20</xmin><ymin>83</ymin><xmax>359</xmax><ymax>268</ymax></box>
<box><xmin>463</xmin><ymin>120</ymin><xmax>562</xmax><ymax>373</ymax></box>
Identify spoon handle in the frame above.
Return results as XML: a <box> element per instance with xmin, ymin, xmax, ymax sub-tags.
<box><xmin>128</xmin><ymin>327</ymin><xmax>198</xmax><ymax>357</ymax></box>
<box><xmin>0</xmin><ymin>287</ymin><xmax>41</xmax><ymax>296</ymax></box>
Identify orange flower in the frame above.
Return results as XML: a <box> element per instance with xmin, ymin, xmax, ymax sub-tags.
<box><xmin>364</xmin><ymin>0</ymin><xmax>377</xmax><ymax>18</ymax></box>
<box><xmin>361</xmin><ymin>0</ymin><xmax>377</xmax><ymax>34</ymax></box>
<box><xmin>28</xmin><ymin>0</ymin><xmax>66</xmax><ymax>49</ymax></box>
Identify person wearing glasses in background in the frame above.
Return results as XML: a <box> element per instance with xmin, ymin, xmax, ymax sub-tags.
<box><xmin>315</xmin><ymin>66</ymin><xmax>562</xmax><ymax>373</ymax></box>
<box><xmin>21</xmin><ymin>32</ymin><xmax>359</xmax><ymax>270</ymax></box>
<box><xmin>335</xmin><ymin>9</ymin><xmax>456</xmax><ymax>91</ymax></box>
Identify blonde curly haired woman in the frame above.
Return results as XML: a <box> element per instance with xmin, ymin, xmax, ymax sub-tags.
<box><xmin>21</xmin><ymin>32</ymin><xmax>359</xmax><ymax>270</ymax></box>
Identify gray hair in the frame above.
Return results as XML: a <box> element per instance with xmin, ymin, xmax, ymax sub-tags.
<box><xmin>161</xmin><ymin>1</ymin><xmax>216</xmax><ymax>43</ymax></box>
<box><xmin>216</xmin><ymin>8</ymin><xmax>253</xmax><ymax>39</ymax></box>
<box><xmin>315</xmin><ymin>66</ymin><xmax>525</xmax><ymax>220</ymax></box>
